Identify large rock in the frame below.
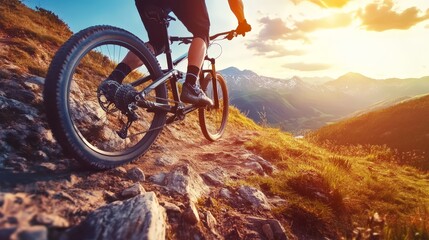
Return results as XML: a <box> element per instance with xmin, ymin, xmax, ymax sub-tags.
<box><xmin>201</xmin><ymin>167</ymin><xmax>228</xmax><ymax>186</ymax></box>
<box><xmin>244</xmin><ymin>162</ymin><xmax>265</xmax><ymax>175</ymax></box>
<box><xmin>61</xmin><ymin>192</ymin><xmax>166</xmax><ymax>240</ymax></box>
<box><xmin>247</xmin><ymin>216</ymin><xmax>288</xmax><ymax>240</ymax></box>
<box><xmin>238</xmin><ymin>186</ymin><xmax>271</xmax><ymax>210</ymax></box>
<box><xmin>149</xmin><ymin>173</ymin><xmax>166</xmax><ymax>185</ymax></box>
<box><xmin>182</xmin><ymin>202</ymin><xmax>200</xmax><ymax>225</ymax></box>
<box><xmin>164</xmin><ymin>165</ymin><xmax>209</xmax><ymax>202</ymax></box>
<box><xmin>242</xmin><ymin>153</ymin><xmax>276</xmax><ymax>175</ymax></box>
<box><xmin>155</xmin><ymin>156</ymin><xmax>178</xmax><ymax>166</ymax></box>
<box><xmin>15</xmin><ymin>226</ymin><xmax>48</xmax><ymax>240</ymax></box>
<box><xmin>127</xmin><ymin>167</ymin><xmax>145</xmax><ymax>182</ymax></box>
<box><xmin>121</xmin><ymin>183</ymin><xmax>146</xmax><ymax>198</ymax></box>
<box><xmin>33</xmin><ymin>213</ymin><xmax>69</xmax><ymax>228</ymax></box>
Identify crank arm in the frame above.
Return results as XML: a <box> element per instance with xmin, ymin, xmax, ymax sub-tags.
<box><xmin>138</xmin><ymin>101</ymin><xmax>173</xmax><ymax>112</ymax></box>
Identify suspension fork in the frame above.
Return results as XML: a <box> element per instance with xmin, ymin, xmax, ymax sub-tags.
<box><xmin>201</xmin><ymin>56</ymin><xmax>219</xmax><ymax>108</ymax></box>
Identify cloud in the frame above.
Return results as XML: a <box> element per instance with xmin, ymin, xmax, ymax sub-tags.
<box><xmin>257</xmin><ymin>17</ymin><xmax>308</xmax><ymax>41</ymax></box>
<box><xmin>283</xmin><ymin>62</ymin><xmax>332</xmax><ymax>71</ymax></box>
<box><xmin>248</xmin><ymin>13</ymin><xmax>353</xmax><ymax>58</ymax></box>
<box><xmin>357</xmin><ymin>0</ymin><xmax>429</xmax><ymax>31</ymax></box>
<box><xmin>291</xmin><ymin>0</ymin><xmax>350</xmax><ymax>8</ymax></box>
<box><xmin>245</xmin><ymin>17</ymin><xmax>309</xmax><ymax>58</ymax></box>
<box><xmin>258</xmin><ymin>17</ymin><xmax>289</xmax><ymax>40</ymax></box>
<box><xmin>295</xmin><ymin>13</ymin><xmax>353</xmax><ymax>32</ymax></box>
<box><xmin>246</xmin><ymin>42</ymin><xmax>306</xmax><ymax>58</ymax></box>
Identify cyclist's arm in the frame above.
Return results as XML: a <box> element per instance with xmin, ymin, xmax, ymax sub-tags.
<box><xmin>228</xmin><ymin>0</ymin><xmax>245</xmax><ymax>23</ymax></box>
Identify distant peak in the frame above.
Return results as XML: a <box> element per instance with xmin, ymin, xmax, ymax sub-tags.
<box><xmin>339</xmin><ymin>72</ymin><xmax>371</xmax><ymax>80</ymax></box>
<box><xmin>335</xmin><ymin>72</ymin><xmax>375</xmax><ymax>83</ymax></box>
<box><xmin>221</xmin><ymin>66</ymin><xmax>240</xmax><ymax>72</ymax></box>
<box><xmin>290</xmin><ymin>76</ymin><xmax>303</xmax><ymax>81</ymax></box>
<box><xmin>242</xmin><ymin>69</ymin><xmax>258</xmax><ymax>76</ymax></box>
<box><xmin>220</xmin><ymin>66</ymin><xmax>258</xmax><ymax>77</ymax></box>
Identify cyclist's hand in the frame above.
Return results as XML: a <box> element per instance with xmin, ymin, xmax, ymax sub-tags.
<box><xmin>236</xmin><ymin>19</ymin><xmax>251</xmax><ymax>36</ymax></box>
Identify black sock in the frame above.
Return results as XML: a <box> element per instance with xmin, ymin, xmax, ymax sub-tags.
<box><xmin>185</xmin><ymin>65</ymin><xmax>200</xmax><ymax>85</ymax></box>
<box><xmin>107</xmin><ymin>62</ymin><xmax>132</xmax><ymax>83</ymax></box>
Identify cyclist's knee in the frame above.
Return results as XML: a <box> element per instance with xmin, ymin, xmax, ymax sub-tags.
<box><xmin>193</xmin><ymin>29</ymin><xmax>209</xmax><ymax>47</ymax></box>
<box><xmin>192</xmin><ymin>36</ymin><xmax>208</xmax><ymax>48</ymax></box>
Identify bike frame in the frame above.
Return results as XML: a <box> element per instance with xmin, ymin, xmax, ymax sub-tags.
<box><xmin>131</xmin><ymin>17</ymin><xmax>224</xmax><ymax>116</ymax></box>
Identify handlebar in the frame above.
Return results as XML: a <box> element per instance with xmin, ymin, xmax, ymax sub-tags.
<box><xmin>170</xmin><ymin>30</ymin><xmax>237</xmax><ymax>44</ymax></box>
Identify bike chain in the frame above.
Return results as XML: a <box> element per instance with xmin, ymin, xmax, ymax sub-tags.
<box><xmin>124</xmin><ymin>96</ymin><xmax>185</xmax><ymax>139</ymax></box>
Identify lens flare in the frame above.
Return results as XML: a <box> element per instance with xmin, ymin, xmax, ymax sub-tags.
<box><xmin>293</xmin><ymin>0</ymin><xmax>349</xmax><ymax>8</ymax></box>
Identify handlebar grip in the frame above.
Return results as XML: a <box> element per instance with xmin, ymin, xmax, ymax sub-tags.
<box><xmin>226</xmin><ymin>32</ymin><xmax>235</xmax><ymax>40</ymax></box>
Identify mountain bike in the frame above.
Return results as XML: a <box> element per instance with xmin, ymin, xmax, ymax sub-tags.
<box><xmin>43</xmin><ymin>13</ymin><xmax>237</xmax><ymax>170</ymax></box>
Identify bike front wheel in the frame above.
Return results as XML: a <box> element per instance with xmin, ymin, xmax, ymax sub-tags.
<box><xmin>198</xmin><ymin>73</ymin><xmax>229</xmax><ymax>141</ymax></box>
<box><xmin>43</xmin><ymin>26</ymin><xmax>166</xmax><ymax>169</ymax></box>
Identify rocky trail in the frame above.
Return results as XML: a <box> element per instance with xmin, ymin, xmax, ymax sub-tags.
<box><xmin>0</xmin><ymin>72</ymin><xmax>289</xmax><ymax>240</ymax></box>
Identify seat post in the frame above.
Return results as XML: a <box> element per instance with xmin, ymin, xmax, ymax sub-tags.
<box><xmin>162</xmin><ymin>18</ymin><xmax>174</xmax><ymax>70</ymax></box>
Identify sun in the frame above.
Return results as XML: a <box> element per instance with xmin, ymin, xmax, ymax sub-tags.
<box><xmin>309</xmin><ymin>0</ymin><xmax>349</xmax><ymax>8</ymax></box>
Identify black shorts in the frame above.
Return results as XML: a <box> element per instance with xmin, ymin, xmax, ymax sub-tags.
<box><xmin>135</xmin><ymin>0</ymin><xmax>210</xmax><ymax>55</ymax></box>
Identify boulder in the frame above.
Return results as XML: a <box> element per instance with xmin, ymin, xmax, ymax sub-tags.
<box><xmin>243</xmin><ymin>153</ymin><xmax>276</xmax><ymax>175</ymax></box>
<box><xmin>206</xmin><ymin>211</ymin><xmax>218</xmax><ymax>234</ymax></box>
<box><xmin>182</xmin><ymin>202</ymin><xmax>200</xmax><ymax>225</ymax></box>
<box><xmin>149</xmin><ymin>173</ymin><xmax>166</xmax><ymax>185</ymax></box>
<box><xmin>155</xmin><ymin>156</ymin><xmax>178</xmax><ymax>166</ymax></box>
<box><xmin>62</xmin><ymin>192</ymin><xmax>166</xmax><ymax>240</ymax></box>
<box><xmin>201</xmin><ymin>167</ymin><xmax>228</xmax><ymax>186</ymax></box>
<box><xmin>238</xmin><ymin>186</ymin><xmax>271</xmax><ymax>210</ymax></box>
<box><xmin>219</xmin><ymin>188</ymin><xmax>233</xmax><ymax>200</ymax></box>
<box><xmin>121</xmin><ymin>183</ymin><xmax>146</xmax><ymax>198</ymax></box>
<box><xmin>15</xmin><ymin>226</ymin><xmax>48</xmax><ymax>240</ymax></box>
<box><xmin>164</xmin><ymin>165</ymin><xmax>209</xmax><ymax>202</ymax></box>
<box><xmin>33</xmin><ymin>213</ymin><xmax>69</xmax><ymax>228</ymax></box>
<box><xmin>127</xmin><ymin>167</ymin><xmax>145</xmax><ymax>182</ymax></box>
<box><xmin>247</xmin><ymin>216</ymin><xmax>288</xmax><ymax>240</ymax></box>
<box><xmin>244</xmin><ymin>162</ymin><xmax>265</xmax><ymax>175</ymax></box>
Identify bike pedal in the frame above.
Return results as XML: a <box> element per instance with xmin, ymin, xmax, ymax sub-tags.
<box><xmin>166</xmin><ymin>116</ymin><xmax>176</xmax><ymax>124</ymax></box>
<box><xmin>166</xmin><ymin>114</ymin><xmax>185</xmax><ymax>124</ymax></box>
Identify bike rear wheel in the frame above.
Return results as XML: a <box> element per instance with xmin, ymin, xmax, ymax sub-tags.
<box><xmin>198</xmin><ymin>73</ymin><xmax>229</xmax><ymax>141</ymax></box>
<box><xmin>43</xmin><ymin>26</ymin><xmax>166</xmax><ymax>169</ymax></box>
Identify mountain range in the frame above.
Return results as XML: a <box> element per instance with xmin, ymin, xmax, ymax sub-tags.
<box><xmin>220</xmin><ymin>67</ymin><xmax>429</xmax><ymax>133</ymax></box>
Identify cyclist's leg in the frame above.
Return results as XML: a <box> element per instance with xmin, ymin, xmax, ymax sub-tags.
<box><xmin>171</xmin><ymin>0</ymin><xmax>210</xmax><ymax>79</ymax></box>
<box><xmin>171</xmin><ymin>0</ymin><xmax>213</xmax><ymax>105</ymax></box>
<box><xmin>107</xmin><ymin>0</ymin><xmax>169</xmax><ymax>83</ymax></box>
<box><xmin>135</xmin><ymin>0</ymin><xmax>170</xmax><ymax>55</ymax></box>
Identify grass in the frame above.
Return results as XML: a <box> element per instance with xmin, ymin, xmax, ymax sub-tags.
<box><xmin>243</xmin><ymin>128</ymin><xmax>429</xmax><ymax>239</ymax></box>
<box><xmin>0</xmin><ymin>0</ymin><xmax>72</xmax><ymax>76</ymax></box>
<box><xmin>310</xmin><ymin>94</ymin><xmax>429</xmax><ymax>170</ymax></box>
<box><xmin>227</xmin><ymin>106</ymin><xmax>261</xmax><ymax>131</ymax></box>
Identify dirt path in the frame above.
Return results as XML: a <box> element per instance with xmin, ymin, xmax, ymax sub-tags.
<box><xmin>132</xmin><ymin>123</ymin><xmax>261</xmax><ymax>179</ymax></box>
<box><xmin>1</xmin><ymin>110</ymin><xmax>282</xmax><ymax>239</ymax></box>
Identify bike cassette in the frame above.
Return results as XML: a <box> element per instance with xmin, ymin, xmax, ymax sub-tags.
<box><xmin>97</xmin><ymin>80</ymin><xmax>120</xmax><ymax>112</ymax></box>
<box><xmin>114</xmin><ymin>84</ymin><xmax>139</xmax><ymax>114</ymax></box>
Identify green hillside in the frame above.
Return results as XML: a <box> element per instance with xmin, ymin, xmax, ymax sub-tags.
<box><xmin>311</xmin><ymin>94</ymin><xmax>429</xmax><ymax>170</ymax></box>
<box><xmin>0</xmin><ymin>0</ymin><xmax>72</xmax><ymax>77</ymax></box>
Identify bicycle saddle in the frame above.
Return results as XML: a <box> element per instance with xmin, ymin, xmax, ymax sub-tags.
<box><xmin>143</xmin><ymin>5</ymin><xmax>176</xmax><ymax>25</ymax></box>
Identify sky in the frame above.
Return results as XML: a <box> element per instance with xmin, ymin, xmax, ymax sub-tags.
<box><xmin>23</xmin><ymin>0</ymin><xmax>429</xmax><ymax>79</ymax></box>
